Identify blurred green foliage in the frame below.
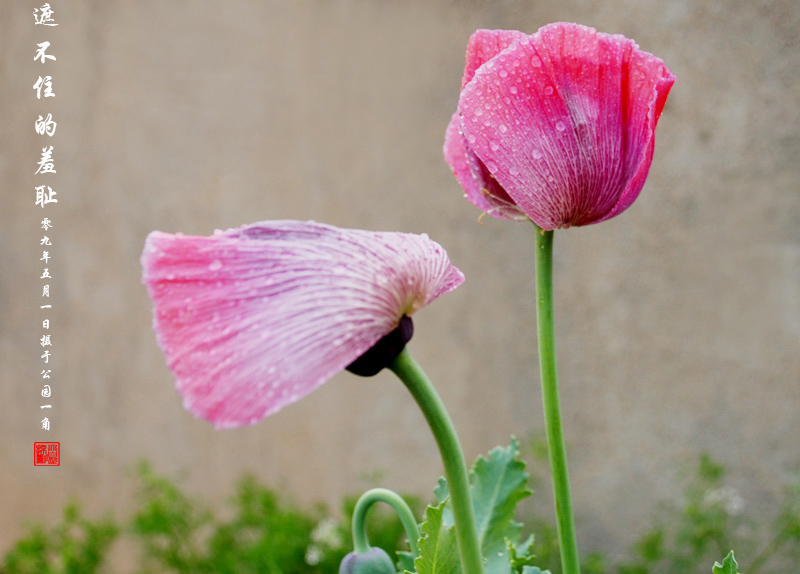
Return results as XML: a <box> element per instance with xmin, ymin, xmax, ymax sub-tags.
<box><xmin>525</xmin><ymin>452</ymin><xmax>800</xmax><ymax>574</ymax></box>
<box><xmin>2</xmin><ymin>454</ymin><xmax>798</xmax><ymax>574</ymax></box>
<box><xmin>2</xmin><ymin>502</ymin><xmax>117</xmax><ymax>574</ymax></box>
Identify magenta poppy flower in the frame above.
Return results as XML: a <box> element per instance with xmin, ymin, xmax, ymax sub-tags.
<box><xmin>444</xmin><ymin>23</ymin><xmax>675</xmax><ymax>229</ymax></box>
<box><xmin>141</xmin><ymin>221</ymin><xmax>463</xmax><ymax>429</ymax></box>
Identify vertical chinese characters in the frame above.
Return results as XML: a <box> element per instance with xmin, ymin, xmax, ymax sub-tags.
<box><xmin>33</xmin><ymin>4</ymin><xmax>59</xmax><ymax>440</ymax></box>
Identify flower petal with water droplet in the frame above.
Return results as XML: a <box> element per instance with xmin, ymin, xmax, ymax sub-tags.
<box><xmin>141</xmin><ymin>221</ymin><xmax>464</xmax><ymax>429</ymax></box>
<box><xmin>446</xmin><ymin>23</ymin><xmax>675</xmax><ymax>229</ymax></box>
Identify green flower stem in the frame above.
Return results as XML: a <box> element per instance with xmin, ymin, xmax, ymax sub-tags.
<box><xmin>389</xmin><ymin>349</ymin><xmax>484</xmax><ymax>574</ymax></box>
<box><xmin>352</xmin><ymin>488</ymin><xmax>420</xmax><ymax>556</ymax></box>
<box><xmin>534</xmin><ymin>226</ymin><xmax>580</xmax><ymax>574</ymax></box>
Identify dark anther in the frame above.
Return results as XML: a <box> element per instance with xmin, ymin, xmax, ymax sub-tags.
<box><xmin>346</xmin><ymin>316</ymin><xmax>414</xmax><ymax>377</ymax></box>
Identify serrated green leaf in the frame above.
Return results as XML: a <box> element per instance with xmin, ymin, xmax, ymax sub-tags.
<box><xmin>434</xmin><ymin>477</ymin><xmax>454</xmax><ymax>527</ymax></box>
<box><xmin>415</xmin><ymin>501</ymin><xmax>461</xmax><ymax>574</ymax></box>
<box><xmin>397</xmin><ymin>550</ymin><xmax>416</xmax><ymax>573</ymax></box>
<box><xmin>712</xmin><ymin>551</ymin><xmax>740</xmax><ymax>574</ymax></box>
<box><xmin>434</xmin><ymin>439</ymin><xmax>532</xmax><ymax>574</ymax></box>
<box><xmin>471</xmin><ymin>438</ymin><xmax>531</xmax><ymax>574</ymax></box>
<box><xmin>508</xmin><ymin>535</ymin><xmax>537</xmax><ymax>572</ymax></box>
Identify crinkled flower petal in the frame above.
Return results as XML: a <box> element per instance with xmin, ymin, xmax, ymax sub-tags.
<box><xmin>141</xmin><ymin>220</ymin><xmax>464</xmax><ymax>429</ymax></box>
<box><xmin>444</xmin><ymin>29</ymin><xmax>529</xmax><ymax>221</ymax></box>
<box><xmin>448</xmin><ymin>23</ymin><xmax>675</xmax><ymax>230</ymax></box>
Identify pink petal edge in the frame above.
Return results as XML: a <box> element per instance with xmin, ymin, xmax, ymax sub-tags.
<box><xmin>454</xmin><ymin>23</ymin><xmax>675</xmax><ymax>229</ymax></box>
<box><xmin>141</xmin><ymin>221</ymin><xmax>464</xmax><ymax>429</ymax></box>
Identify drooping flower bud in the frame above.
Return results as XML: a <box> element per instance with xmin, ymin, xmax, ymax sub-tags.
<box><xmin>339</xmin><ymin>548</ymin><xmax>397</xmax><ymax>574</ymax></box>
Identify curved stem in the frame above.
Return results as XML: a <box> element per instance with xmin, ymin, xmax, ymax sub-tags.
<box><xmin>352</xmin><ymin>488</ymin><xmax>420</xmax><ymax>556</ymax></box>
<box><xmin>389</xmin><ymin>349</ymin><xmax>484</xmax><ymax>574</ymax></box>
<box><xmin>534</xmin><ymin>225</ymin><xmax>580</xmax><ymax>574</ymax></box>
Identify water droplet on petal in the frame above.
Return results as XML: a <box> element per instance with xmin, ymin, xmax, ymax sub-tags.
<box><xmin>490</xmin><ymin>142</ymin><xmax>499</xmax><ymax>151</ymax></box>
<box><xmin>499</xmin><ymin>124</ymin><xmax>508</xmax><ymax>133</ymax></box>
<box><xmin>499</xmin><ymin>69</ymin><xmax>508</xmax><ymax>78</ymax></box>
<box><xmin>209</xmin><ymin>260</ymin><xmax>223</xmax><ymax>271</ymax></box>
<box><xmin>486</xmin><ymin>161</ymin><xmax>498</xmax><ymax>172</ymax></box>
<box><xmin>531</xmin><ymin>56</ymin><xmax>542</xmax><ymax>67</ymax></box>
<box><xmin>467</xmin><ymin>133</ymin><xmax>477</xmax><ymax>144</ymax></box>
<box><xmin>556</xmin><ymin>121</ymin><xmax>566</xmax><ymax>132</ymax></box>
<box><xmin>544</xmin><ymin>86</ymin><xmax>554</xmax><ymax>96</ymax></box>
<box><xmin>475</xmin><ymin>108</ymin><xmax>483</xmax><ymax>117</ymax></box>
<box><xmin>510</xmin><ymin>86</ymin><xmax>518</xmax><ymax>94</ymax></box>
<box><xmin>509</xmin><ymin>166</ymin><xmax>519</xmax><ymax>176</ymax></box>
<box><xmin>533</xmin><ymin>149</ymin><xmax>543</xmax><ymax>159</ymax></box>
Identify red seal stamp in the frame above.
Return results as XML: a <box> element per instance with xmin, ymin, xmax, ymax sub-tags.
<box><xmin>34</xmin><ymin>442</ymin><xmax>60</xmax><ymax>466</ymax></box>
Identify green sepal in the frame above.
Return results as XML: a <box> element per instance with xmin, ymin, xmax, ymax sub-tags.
<box><xmin>712</xmin><ymin>551</ymin><xmax>740</xmax><ymax>574</ymax></box>
<box><xmin>339</xmin><ymin>548</ymin><xmax>397</xmax><ymax>574</ymax></box>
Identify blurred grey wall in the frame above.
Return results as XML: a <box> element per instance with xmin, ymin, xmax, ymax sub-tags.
<box><xmin>1</xmin><ymin>0</ymin><xmax>799</xmax><ymax>565</ymax></box>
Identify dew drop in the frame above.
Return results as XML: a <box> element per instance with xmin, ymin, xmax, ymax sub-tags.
<box><xmin>556</xmin><ymin>121</ymin><xmax>566</xmax><ymax>132</ymax></box>
<box><xmin>503</xmin><ymin>97</ymin><xmax>511</xmax><ymax>104</ymax></box>
<box><xmin>531</xmin><ymin>55</ymin><xmax>542</xmax><ymax>67</ymax></box>
<box><xmin>499</xmin><ymin>124</ymin><xmax>508</xmax><ymax>134</ymax></box>
<box><xmin>510</xmin><ymin>86</ymin><xmax>518</xmax><ymax>94</ymax></box>
<box><xmin>486</xmin><ymin>161</ymin><xmax>498</xmax><ymax>172</ymax></box>
<box><xmin>533</xmin><ymin>149</ymin><xmax>543</xmax><ymax>159</ymax></box>
<box><xmin>209</xmin><ymin>259</ymin><xmax>223</xmax><ymax>271</ymax></box>
<box><xmin>509</xmin><ymin>166</ymin><xmax>519</xmax><ymax>176</ymax></box>
<box><xmin>490</xmin><ymin>142</ymin><xmax>499</xmax><ymax>151</ymax></box>
<box><xmin>467</xmin><ymin>133</ymin><xmax>477</xmax><ymax>144</ymax></box>
<box><xmin>499</xmin><ymin>69</ymin><xmax>508</xmax><ymax>78</ymax></box>
<box><xmin>544</xmin><ymin>86</ymin><xmax>554</xmax><ymax>96</ymax></box>
<box><xmin>475</xmin><ymin>107</ymin><xmax>483</xmax><ymax>117</ymax></box>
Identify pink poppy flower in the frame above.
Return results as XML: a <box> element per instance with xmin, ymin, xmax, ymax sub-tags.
<box><xmin>141</xmin><ymin>221</ymin><xmax>463</xmax><ymax>429</ymax></box>
<box><xmin>444</xmin><ymin>23</ymin><xmax>675</xmax><ymax>229</ymax></box>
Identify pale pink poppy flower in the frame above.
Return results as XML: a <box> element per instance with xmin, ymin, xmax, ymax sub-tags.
<box><xmin>444</xmin><ymin>23</ymin><xmax>675</xmax><ymax>229</ymax></box>
<box><xmin>141</xmin><ymin>221</ymin><xmax>463</xmax><ymax>429</ymax></box>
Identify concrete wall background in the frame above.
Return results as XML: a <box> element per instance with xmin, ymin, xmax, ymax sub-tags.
<box><xmin>1</xmin><ymin>0</ymin><xmax>798</xmax><ymax>565</ymax></box>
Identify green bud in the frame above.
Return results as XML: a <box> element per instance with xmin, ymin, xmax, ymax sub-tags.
<box><xmin>339</xmin><ymin>547</ymin><xmax>397</xmax><ymax>574</ymax></box>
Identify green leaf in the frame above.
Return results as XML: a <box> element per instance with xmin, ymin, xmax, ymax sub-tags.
<box><xmin>521</xmin><ymin>567</ymin><xmax>551</xmax><ymax>574</ymax></box>
<box><xmin>397</xmin><ymin>550</ymin><xmax>416</xmax><ymax>573</ymax></box>
<box><xmin>415</xmin><ymin>501</ymin><xmax>461</xmax><ymax>574</ymax></box>
<box><xmin>434</xmin><ymin>439</ymin><xmax>533</xmax><ymax>574</ymax></box>
<box><xmin>508</xmin><ymin>535</ymin><xmax>537</xmax><ymax>572</ymax></box>
<box><xmin>712</xmin><ymin>551</ymin><xmax>740</xmax><ymax>574</ymax></box>
<box><xmin>470</xmin><ymin>438</ymin><xmax>531</xmax><ymax>574</ymax></box>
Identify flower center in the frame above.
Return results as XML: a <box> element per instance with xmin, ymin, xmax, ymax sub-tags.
<box><xmin>345</xmin><ymin>316</ymin><xmax>414</xmax><ymax>377</ymax></box>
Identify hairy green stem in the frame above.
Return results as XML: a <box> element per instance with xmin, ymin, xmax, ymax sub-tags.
<box><xmin>534</xmin><ymin>226</ymin><xmax>580</xmax><ymax>574</ymax></box>
<box><xmin>389</xmin><ymin>349</ymin><xmax>484</xmax><ymax>574</ymax></box>
<box><xmin>352</xmin><ymin>488</ymin><xmax>420</xmax><ymax>556</ymax></box>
